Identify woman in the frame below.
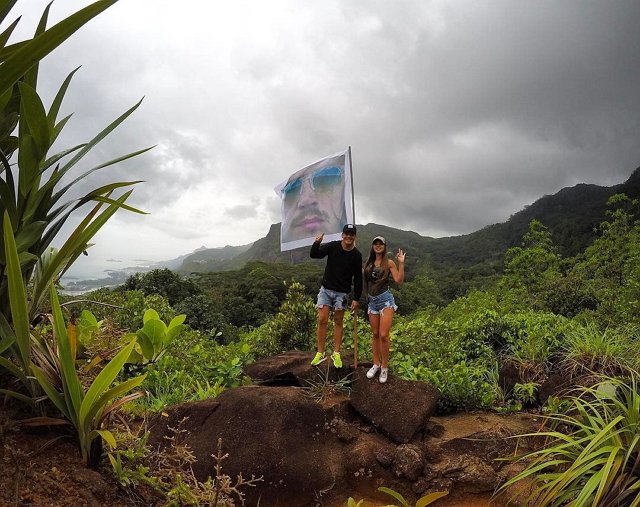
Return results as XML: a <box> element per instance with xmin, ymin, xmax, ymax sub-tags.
<box><xmin>363</xmin><ymin>236</ymin><xmax>405</xmax><ymax>383</ymax></box>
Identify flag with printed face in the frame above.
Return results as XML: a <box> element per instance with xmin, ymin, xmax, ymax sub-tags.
<box><xmin>275</xmin><ymin>148</ymin><xmax>354</xmax><ymax>252</ymax></box>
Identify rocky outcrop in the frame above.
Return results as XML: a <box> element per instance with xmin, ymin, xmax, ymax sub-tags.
<box><xmin>149</xmin><ymin>351</ymin><xmax>537</xmax><ymax>506</ymax></box>
<box><xmin>350</xmin><ymin>368</ymin><xmax>439</xmax><ymax>444</ymax></box>
<box><xmin>149</xmin><ymin>386</ymin><xmax>342</xmax><ymax>506</ymax></box>
<box><xmin>244</xmin><ymin>350</ymin><xmax>356</xmax><ymax>385</ymax></box>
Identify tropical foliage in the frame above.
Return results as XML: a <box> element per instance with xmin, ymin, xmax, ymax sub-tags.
<box><xmin>0</xmin><ymin>0</ymin><xmax>151</xmax><ymax>469</ymax></box>
<box><xmin>497</xmin><ymin>373</ymin><xmax>640</xmax><ymax>506</ymax></box>
<box><xmin>0</xmin><ymin>0</ymin><xmax>150</xmax><ymax>326</ymax></box>
<box><xmin>31</xmin><ymin>285</ymin><xmax>146</xmax><ymax>466</ymax></box>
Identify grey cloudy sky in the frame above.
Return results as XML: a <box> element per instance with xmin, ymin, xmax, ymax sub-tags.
<box><xmin>9</xmin><ymin>1</ymin><xmax>640</xmax><ymax>277</ymax></box>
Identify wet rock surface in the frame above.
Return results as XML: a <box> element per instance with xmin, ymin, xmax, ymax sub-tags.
<box><xmin>149</xmin><ymin>352</ymin><xmax>539</xmax><ymax>506</ymax></box>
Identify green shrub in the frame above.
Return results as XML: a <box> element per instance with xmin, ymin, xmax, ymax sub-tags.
<box><xmin>417</xmin><ymin>362</ymin><xmax>497</xmax><ymax>413</ymax></box>
<box><xmin>80</xmin><ymin>289</ymin><xmax>174</xmax><ymax>331</ymax></box>
<box><xmin>126</xmin><ymin>309</ymin><xmax>186</xmax><ymax>366</ymax></box>
<box><xmin>562</xmin><ymin>323</ymin><xmax>638</xmax><ymax>378</ymax></box>
<box><xmin>497</xmin><ymin>372</ymin><xmax>640</xmax><ymax>505</ymax></box>
<box><xmin>246</xmin><ymin>282</ymin><xmax>316</xmax><ymax>358</ymax></box>
<box><xmin>389</xmin><ymin>312</ymin><xmax>498</xmax><ymax>411</ymax></box>
<box><xmin>135</xmin><ymin>331</ymin><xmax>252</xmax><ymax>411</ymax></box>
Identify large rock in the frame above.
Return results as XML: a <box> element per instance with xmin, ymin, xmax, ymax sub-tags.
<box><xmin>147</xmin><ymin>353</ymin><xmax>537</xmax><ymax>506</ymax></box>
<box><xmin>349</xmin><ymin>368</ymin><xmax>440</xmax><ymax>444</ymax></box>
<box><xmin>148</xmin><ymin>385</ymin><xmax>342</xmax><ymax>506</ymax></box>
<box><xmin>422</xmin><ymin>412</ymin><xmax>539</xmax><ymax>495</ymax></box>
<box><xmin>244</xmin><ymin>350</ymin><xmax>356</xmax><ymax>385</ymax></box>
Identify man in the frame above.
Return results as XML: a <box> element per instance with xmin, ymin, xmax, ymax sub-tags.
<box><xmin>281</xmin><ymin>155</ymin><xmax>347</xmax><ymax>244</ymax></box>
<box><xmin>309</xmin><ymin>223</ymin><xmax>363</xmax><ymax>368</ymax></box>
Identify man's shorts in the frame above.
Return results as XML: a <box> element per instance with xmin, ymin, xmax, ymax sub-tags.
<box><xmin>316</xmin><ymin>286</ymin><xmax>348</xmax><ymax>310</ymax></box>
<box><xmin>367</xmin><ymin>290</ymin><xmax>398</xmax><ymax>315</ymax></box>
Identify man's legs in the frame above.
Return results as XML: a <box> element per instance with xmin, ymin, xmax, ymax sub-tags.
<box><xmin>332</xmin><ymin>309</ymin><xmax>345</xmax><ymax>352</ymax></box>
<box><xmin>316</xmin><ymin>305</ymin><xmax>331</xmax><ymax>353</ymax></box>
<box><xmin>312</xmin><ymin>288</ymin><xmax>348</xmax><ymax>367</ymax></box>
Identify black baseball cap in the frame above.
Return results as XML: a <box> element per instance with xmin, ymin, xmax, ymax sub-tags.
<box><xmin>343</xmin><ymin>224</ymin><xmax>357</xmax><ymax>234</ymax></box>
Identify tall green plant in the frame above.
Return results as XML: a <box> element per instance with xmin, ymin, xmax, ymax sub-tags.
<box><xmin>0</xmin><ymin>210</ymin><xmax>34</xmax><ymax>403</ymax></box>
<box><xmin>128</xmin><ymin>308</ymin><xmax>186</xmax><ymax>365</ymax></box>
<box><xmin>497</xmin><ymin>373</ymin><xmax>640</xmax><ymax>506</ymax></box>
<box><xmin>3</xmin><ymin>210</ymin><xmax>145</xmax><ymax>464</ymax></box>
<box><xmin>31</xmin><ymin>284</ymin><xmax>146</xmax><ymax>466</ymax></box>
<box><xmin>0</xmin><ymin>1</ymin><xmax>150</xmax><ymax>413</ymax></box>
<box><xmin>0</xmin><ymin>0</ymin><xmax>150</xmax><ymax>324</ymax></box>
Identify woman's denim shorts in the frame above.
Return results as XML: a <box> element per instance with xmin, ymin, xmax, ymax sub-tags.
<box><xmin>316</xmin><ymin>286</ymin><xmax>348</xmax><ymax>310</ymax></box>
<box><xmin>367</xmin><ymin>290</ymin><xmax>398</xmax><ymax>315</ymax></box>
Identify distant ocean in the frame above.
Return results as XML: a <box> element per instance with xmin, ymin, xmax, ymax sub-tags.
<box><xmin>60</xmin><ymin>258</ymin><xmax>166</xmax><ymax>295</ymax></box>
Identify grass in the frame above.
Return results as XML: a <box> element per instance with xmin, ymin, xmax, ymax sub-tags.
<box><xmin>303</xmin><ymin>362</ymin><xmax>352</xmax><ymax>403</ymax></box>
<box><xmin>562</xmin><ymin>324</ymin><xmax>634</xmax><ymax>379</ymax></box>
<box><xmin>496</xmin><ymin>371</ymin><xmax>640</xmax><ymax>506</ymax></box>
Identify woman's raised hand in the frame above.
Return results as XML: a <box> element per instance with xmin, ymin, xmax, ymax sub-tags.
<box><xmin>396</xmin><ymin>249</ymin><xmax>406</xmax><ymax>263</ymax></box>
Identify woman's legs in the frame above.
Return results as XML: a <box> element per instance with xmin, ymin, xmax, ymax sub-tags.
<box><xmin>378</xmin><ymin>308</ymin><xmax>395</xmax><ymax>368</ymax></box>
<box><xmin>368</xmin><ymin>312</ymin><xmax>381</xmax><ymax>365</ymax></box>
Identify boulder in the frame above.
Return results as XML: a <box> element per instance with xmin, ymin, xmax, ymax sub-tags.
<box><xmin>434</xmin><ymin>429</ymin><xmax>519</xmax><ymax>471</ymax></box>
<box><xmin>147</xmin><ymin>353</ymin><xmax>537</xmax><ymax>506</ymax></box>
<box><xmin>392</xmin><ymin>444</ymin><xmax>424</xmax><ymax>481</ymax></box>
<box><xmin>149</xmin><ymin>385</ymin><xmax>342</xmax><ymax>506</ymax></box>
<box><xmin>244</xmin><ymin>350</ymin><xmax>355</xmax><ymax>385</ymax></box>
<box><xmin>437</xmin><ymin>454</ymin><xmax>501</xmax><ymax>493</ymax></box>
<box><xmin>349</xmin><ymin>368</ymin><xmax>440</xmax><ymax>443</ymax></box>
<box><xmin>343</xmin><ymin>436</ymin><xmax>395</xmax><ymax>492</ymax></box>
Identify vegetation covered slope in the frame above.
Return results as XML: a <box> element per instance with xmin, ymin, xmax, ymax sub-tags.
<box><xmin>179</xmin><ymin>167</ymin><xmax>640</xmax><ymax>282</ymax></box>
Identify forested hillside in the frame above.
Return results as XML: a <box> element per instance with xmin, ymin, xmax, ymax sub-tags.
<box><xmin>178</xmin><ymin>167</ymin><xmax>640</xmax><ymax>301</ymax></box>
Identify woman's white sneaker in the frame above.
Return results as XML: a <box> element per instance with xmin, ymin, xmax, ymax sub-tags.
<box><xmin>366</xmin><ymin>364</ymin><xmax>380</xmax><ymax>379</ymax></box>
<box><xmin>379</xmin><ymin>368</ymin><xmax>389</xmax><ymax>383</ymax></box>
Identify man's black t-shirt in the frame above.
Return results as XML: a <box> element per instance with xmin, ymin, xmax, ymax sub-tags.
<box><xmin>310</xmin><ymin>240</ymin><xmax>363</xmax><ymax>300</ymax></box>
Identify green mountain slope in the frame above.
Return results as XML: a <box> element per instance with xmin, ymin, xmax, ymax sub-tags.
<box><xmin>179</xmin><ymin>167</ymin><xmax>640</xmax><ymax>277</ymax></box>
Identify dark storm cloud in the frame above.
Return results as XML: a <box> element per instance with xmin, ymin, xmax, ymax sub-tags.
<box><xmin>10</xmin><ymin>0</ymin><xmax>640</xmax><ymax>268</ymax></box>
<box><xmin>262</xmin><ymin>0</ymin><xmax>640</xmax><ymax>234</ymax></box>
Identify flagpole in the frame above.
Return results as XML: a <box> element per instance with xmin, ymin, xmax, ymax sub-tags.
<box><xmin>348</xmin><ymin>146</ymin><xmax>355</xmax><ymax>224</ymax></box>
<box><xmin>347</xmin><ymin>146</ymin><xmax>359</xmax><ymax>368</ymax></box>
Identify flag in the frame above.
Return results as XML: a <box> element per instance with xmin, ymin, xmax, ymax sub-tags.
<box><xmin>275</xmin><ymin>147</ymin><xmax>354</xmax><ymax>252</ymax></box>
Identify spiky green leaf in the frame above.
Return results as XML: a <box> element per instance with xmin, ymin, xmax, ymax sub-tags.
<box><xmin>0</xmin><ymin>0</ymin><xmax>119</xmax><ymax>95</ymax></box>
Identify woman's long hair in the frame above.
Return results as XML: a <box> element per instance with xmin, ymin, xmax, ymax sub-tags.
<box><xmin>364</xmin><ymin>242</ymin><xmax>389</xmax><ymax>280</ymax></box>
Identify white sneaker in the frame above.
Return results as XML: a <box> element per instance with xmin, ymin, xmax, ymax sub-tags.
<box><xmin>379</xmin><ymin>368</ymin><xmax>388</xmax><ymax>384</ymax></box>
<box><xmin>366</xmin><ymin>364</ymin><xmax>380</xmax><ymax>379</ymax></box>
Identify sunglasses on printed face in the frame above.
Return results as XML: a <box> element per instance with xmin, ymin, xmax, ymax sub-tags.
<box><xmin>282</xmin><ymin>166</ymin><xmax>344</xmax><ymax>205</ymax></box>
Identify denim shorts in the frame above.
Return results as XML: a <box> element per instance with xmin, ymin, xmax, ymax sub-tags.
<box><xmin>367</xmin><ymin>290</ymin><xmax>398</xmax><ymax>315</ymax></box>
<box><xmin>316</xmin><ymin>286</ymin><xmax>348</xmax><ymax>310</ymax></box>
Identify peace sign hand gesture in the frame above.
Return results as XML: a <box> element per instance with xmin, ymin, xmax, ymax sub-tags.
<box><xmin>396</xmin><ymin>249</ymin><xmax>406</xmax><ymax>264</ymax></box>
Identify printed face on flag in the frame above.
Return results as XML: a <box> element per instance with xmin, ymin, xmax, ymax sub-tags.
<box><xmin>275</xmin><ymin>149</ymin><xmax>354</xmax><ymax>251</ymax></box>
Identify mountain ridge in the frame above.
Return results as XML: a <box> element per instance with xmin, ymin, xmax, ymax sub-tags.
<box><xmin>178</xmin><ymin>166</ymin><xmax>640</xmax><ymax>275</ymax></box>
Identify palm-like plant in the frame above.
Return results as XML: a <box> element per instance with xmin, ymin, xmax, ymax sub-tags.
<box><xmin>497</xmin><ymin>373</ymin><xmax>640</xmax><ymax>506</ymax></box>
<box><xmin>0</xmin><ymin>1</ymin><xmax>150</xmax><ymax>400</ymax></box>
<box><xmin>0</xmin><ymin>1</ymin><xmax>151</xmax><ymax>323</ymax></box>
<box><xmin>2</xmin><ymin>212</ymin><xmax>146</xmax><ymax>467</ymax></box>
<box><xmin>0</xmin><ymin>1</ymin><xmax>151</xmax><ymax>465</ymax></box>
